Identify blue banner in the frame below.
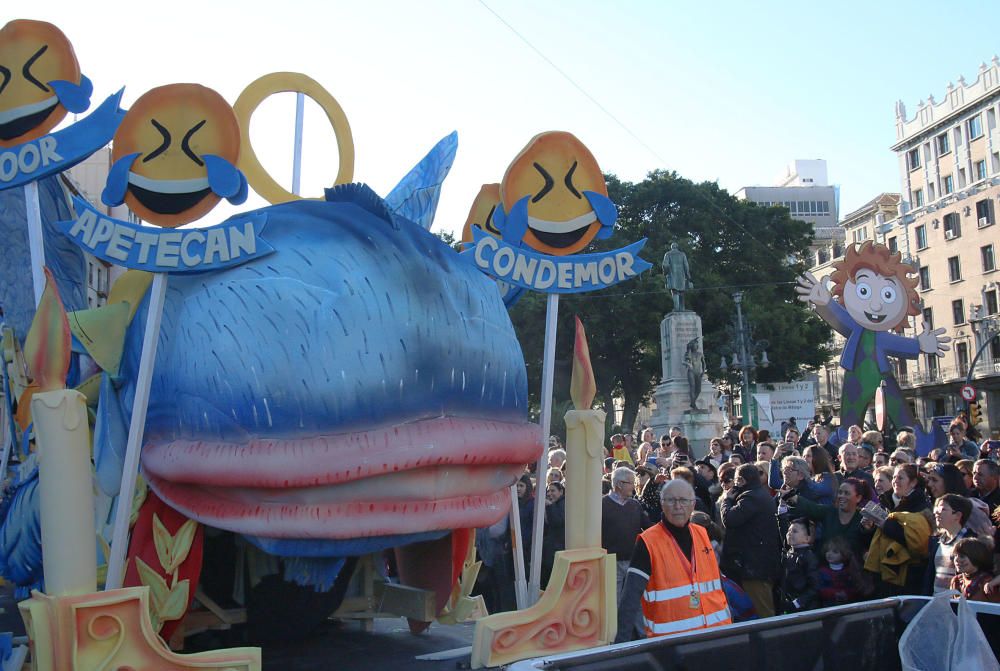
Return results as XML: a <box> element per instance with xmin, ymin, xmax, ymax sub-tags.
<box><xmin>0</xmin><ymin>91</ymin><xmax>125</xmax><ymax>191</ymax></box>
<box><xmin>57</xmin><ymin>197</ymin><xmax>275</xmax><ymax>273</ymax></box>
<box><xmin>461</xmin><ymin>228</ymin><xmax>652</xmax><ymax>293</ymax></box>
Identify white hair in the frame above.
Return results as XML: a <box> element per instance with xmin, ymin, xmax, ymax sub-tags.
<box><xmin>611</xmin><ymin>466</ymin><xmax>635</xmax><ymax>486</ymax></box>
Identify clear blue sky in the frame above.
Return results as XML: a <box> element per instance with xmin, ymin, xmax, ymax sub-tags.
<box><xmin>21</xmin><ymin>0</ymin><xmax>1000</xmax><ymax>236</ymax></box>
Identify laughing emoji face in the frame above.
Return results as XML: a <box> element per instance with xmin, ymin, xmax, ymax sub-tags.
<box><xmin>103</xmin><ymin>83</ymin><xmax>246</xmax><ymax>228</ymax></box>
<box><xmin>499</xmin><ymin>131</ymin><xmax>615</xmax><ymax>256</ymax></box>
<box><xmin>0</xmin><ymin>20</ymin><xmax>85</xmax><ymax>147</ymax></box>
<box><xmin>460</xmin><ymin>183</ymin><xmax>501</xmax><ymax>249</ymax></box>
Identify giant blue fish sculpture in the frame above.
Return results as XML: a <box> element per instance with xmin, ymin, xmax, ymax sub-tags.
<box><xmin>128</xmin><ymin>183</ymin><xmax>540</xmax><ymax>550</ymax></box>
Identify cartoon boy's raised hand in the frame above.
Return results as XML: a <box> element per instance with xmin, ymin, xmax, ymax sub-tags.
<box><xmin>917</xmin><ymin>320</ymin><xmax>951</xmax><ymax>356</ymax></box>
<box><xmin>795</xmin><ymin>271</ymin><xmax>831</xmax><ymax>306</ymax></box>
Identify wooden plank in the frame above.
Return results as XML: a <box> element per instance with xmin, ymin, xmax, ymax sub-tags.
<box><xmin>372</xmin><ymin>582</ymin><xmax>436</xmax><ymax>623</ymax></box>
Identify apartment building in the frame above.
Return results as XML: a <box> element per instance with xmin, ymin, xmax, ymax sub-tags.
<box><xmin>877</xmin><ymin>58</ymin><xmax>1000</xmax><ymax>431</ymax></box>
<box><xmin>736</xmin><ymin>160</ymin><xmax>841</xmax><ymax>266</ymax></box>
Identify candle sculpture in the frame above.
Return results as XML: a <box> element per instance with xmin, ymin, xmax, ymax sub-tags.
<box><xmin>16</xmin><ymin>270</ymin><xmax>261</xmax><ymax>671</ymax></box>
<box><xmin>472</xmin><ymin>316</ymin><xmax>616</xmax><ymax>668</ymax></box>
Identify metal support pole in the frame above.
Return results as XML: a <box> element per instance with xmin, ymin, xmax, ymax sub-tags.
<box><xmin>25</xmin><ymin>182</ymin><xmax>46</xmax><ymax>306</ymax></box>
<box><xmin>105</xmin><ymin>273</ymin><xmax>168</xmax><ymax>590</ymax></box>
<box><xmin>528</xmin><ymin>293</ymin><xmax>559</xmax><ymax>604</ymax></box>
<box><xmin>292</xmin><ymin>93</ymin><xmax>305</xmax><ymax>197</ymax></box>
<box><xmin>733</xmin><ymin>292</ymin><xmax>752</xmax><ymax>425</ymax></box>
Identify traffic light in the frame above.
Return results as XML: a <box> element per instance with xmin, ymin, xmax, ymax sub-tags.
<box><xmin>970</xmin><ymin>399</ymin><xmax>982</xmax><ymax>428</ymax></box>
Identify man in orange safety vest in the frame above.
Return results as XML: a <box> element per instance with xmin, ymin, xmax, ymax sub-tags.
<box><xmin>614</xmin><ymin>479</ymin><xmax>731</xmax><ymax>641</ymax></box>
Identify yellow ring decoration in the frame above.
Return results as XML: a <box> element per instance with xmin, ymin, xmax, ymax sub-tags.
<box><xmin>233</xmin><ymin>72</ymin><xmax>355</xmax><ymax>204</ymax></box>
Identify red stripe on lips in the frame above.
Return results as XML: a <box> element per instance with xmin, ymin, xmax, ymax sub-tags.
<box><xmin>141</xmin><ymin>417</ymin><xmax>543</xmax><ymax>539</ymax></box>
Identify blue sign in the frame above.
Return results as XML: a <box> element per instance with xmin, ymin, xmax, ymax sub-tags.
<box><xmin>58</xmin><ymin>197</ymin><xmax>274</xmax><ymax>273</ymax></box>
<box><xmin>461</xmin><ymin>227</ymin><xmax>651</xmax><ymax>293</ymax></box>
<box><xmin>0</xmin><ymin>91</ymin><xmax>125</xmax><ymax>191</ymax></box>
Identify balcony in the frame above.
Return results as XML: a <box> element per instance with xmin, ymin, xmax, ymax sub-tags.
<box><xmin>898</xmin><ymin>362</ymin><xmax>1000</xmax><ymax>387</ymax></box>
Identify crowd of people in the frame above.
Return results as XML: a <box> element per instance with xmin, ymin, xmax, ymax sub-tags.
<box><xmin>473</xmin><ymin>415</ymin><xmax>1000</xmax><ymax>642</ymax></box>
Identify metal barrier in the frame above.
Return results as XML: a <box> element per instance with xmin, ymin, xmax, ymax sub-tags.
<box><xmin>507</xmin><ymin>597</ymin><xmax>1000</xmax><ymax>671</ymax></box>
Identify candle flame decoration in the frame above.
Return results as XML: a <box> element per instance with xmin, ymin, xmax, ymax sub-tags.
<box><xmin>24</xmin><ymin>268</ymin><xmax>71</xmax><ymax>392</ymax></box>
<box><xmin>570</xmin><ymin>315</ymin><xmax>596</xmax><ymax>410</ymax></box>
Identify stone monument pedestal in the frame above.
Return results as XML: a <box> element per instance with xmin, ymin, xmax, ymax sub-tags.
<box><xmin>647</xmin><ymin>311</ymin><xmax>724</xmax><ymax>457</ymax></box>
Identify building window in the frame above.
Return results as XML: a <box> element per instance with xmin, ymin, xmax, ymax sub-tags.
<box><xmin>913</xmin><ymin>188</ymin><xmax>923</xmax><ymax>206</ymax></box>
<box><xmin>992</xmin><ymin>338</ymin><xmax>1000</xmax><ymax>361</ymax></box>
<box><xmin>987</xmin><ymin>289</ymin><xmax>999</xmax><ymax>315</ymax></box>
<box><xmin>957</xmin><ymin>342</ymin><xmax>970</xmax><ymax>376</ymax></box>
<box><xmin>926</xmin><ymin>354</ymin><xmax>939</xmax><ymax>380</ymax></box>
<box><xmin>943</xmin><ymin>175</ymin><xmax>954</xmax><ymax>194</ymax></box>
<box><xmin>923</xmin><ymin>307</ymin><xmax>934</xmax><ymax>327</ymax></box>
<box><xmin>943</xmin><ymin>212</ymin><xmax>961</xmax><ymax>239</ymax></box>
<box><xmin>953</xmin><ymin>299</ymin><xmax>965</xmax><ymax>325</ymax></box>
<box><xmin>976</xmin><ymin>160</ymin><xmax>988</xmax><ymax>181</ymax></box>
<box><xmin>983</xmin><ymin>244</ymin><xmax>996</xmax><ymax>272</ymax></box>
<box><xmin>916</xmin><ymin>224</ymin><xmax>928</xmax><ymax>250</ymax></box>
<box><xmin>936</xmin><ymin>133</ymin><xmax>951</xmax><ymax>155</ymax></box>
<box><xmin>908</xmin><ymin>148</ymin><xmax>921</xmax><ymax>170</ymax></box>
<box><xmin>976</xmin><ymin>199</ymin><xmax>995</xmax><ymax>227</ymax></box>
<box><xmin>919</xmin><ymin>266</ymin><xmax>931</xmax><ymax>291</ymax></box>
<box><xmin>888</xmin><ymin>236</ymin><xmax>898</xmax><ymax>254</ymax></box>
<box><xmin>969</xmin><ymin>115</ymin><xmax>984</xmax><ymax>140</ymax></box>
<box><xmin>948</xmin><ymin>256</ymin><xmax>962</xmax><ymax>282</ymax></box>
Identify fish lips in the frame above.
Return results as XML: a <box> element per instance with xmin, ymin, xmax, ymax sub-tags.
<box><xmin>141</xmin><ymin>416</ymin><xmax>543</xmax><ymax>539</ymax></box>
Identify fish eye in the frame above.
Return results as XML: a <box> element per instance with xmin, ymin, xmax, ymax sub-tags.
<box><xmin>881</xmin><ymin>286</ymin><xmax>897</xmax><ymax>303</ymax></box>
<box><xmin>855</xmin><ymin>282</ymin><xmax>871</xmax><ymax>300</ymax></box>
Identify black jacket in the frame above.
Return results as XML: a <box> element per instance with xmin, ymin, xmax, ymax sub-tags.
<box><xmin>780</xmin><ymin>546</ymin><xmax>820</xmax><ymax>612</ymax></box>
<box><xmin>720</xmin><ymin>468</ymin><xmax>781</xmax><ymax>582</ymax></box>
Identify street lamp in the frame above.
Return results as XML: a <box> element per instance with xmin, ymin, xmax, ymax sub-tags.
<box><xmin>719</xmin><ymin>291</ymin><xmax>770</xmax><ymax>425</ymax></box>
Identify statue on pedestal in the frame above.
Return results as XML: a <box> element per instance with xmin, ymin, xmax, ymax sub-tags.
<box><xmin>663</xmin><ymin>243</ymin><xmax>692</xmax><ymax>312</ymax></box>
<box><xmin>684</xmin><ymin>337</ymin><xmax>705</xmax><ymax>410</ymax></box>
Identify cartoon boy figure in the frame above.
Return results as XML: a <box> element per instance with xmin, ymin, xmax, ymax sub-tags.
<box><xmin>796</xmin><ymin>241</ymin><xmax>950</xmax><ymax>454</ymax></box>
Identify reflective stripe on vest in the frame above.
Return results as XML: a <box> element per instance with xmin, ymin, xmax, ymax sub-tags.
<box><xmin>643</xmin><ymin>578</ymin><xmax>722</xmax><ymax>603</ymax></box>
<box><xmin>643</xmin><ymin>606</ymin><xmax>732</xmax><ymax>635</ymax></box>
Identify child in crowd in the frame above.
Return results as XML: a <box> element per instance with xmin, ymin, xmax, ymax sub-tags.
<box><xmin>818</xmin><ymin>536</ymin><xmax>865</xmax><ymax>606</ymax></box>
<box><xmin>781</xmin><ymin>518</ymin><xmax>820</xmax><ymax>613</ymax></box>
<box><xmin>950</xmin><ymin>538</ymin><xmax>1000</xmax><ymax>603</ymax></box>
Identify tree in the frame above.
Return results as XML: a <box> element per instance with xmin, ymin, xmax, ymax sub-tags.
<box><xmin>508</xmin><ymin>170</ymin><xmax>833</xmax><ymax>438</ymax></box>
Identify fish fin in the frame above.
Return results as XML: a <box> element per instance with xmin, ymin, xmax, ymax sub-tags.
<box><xmin>324</xmin><ymin>183</ymin><xmax>397</xmax><ymax>228</ymax></box>
<box><xmin>384</xmin><ymin>131</ymin><xmax>458</xmax><ymax>230</ymax></box>
<box><xmin>102</xmin><ymin>152</ymin><xmax>140</xmax><ymax>207</ymax></box>
<box><xmin>49</xmin><ymin>74</ymin><xmax>93</xmax><ymax>114</ymax></box>
<box><xmin>94</xmin><ymin>373</ymin><xmax>128</xmax><ymax>497</ymax></box>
